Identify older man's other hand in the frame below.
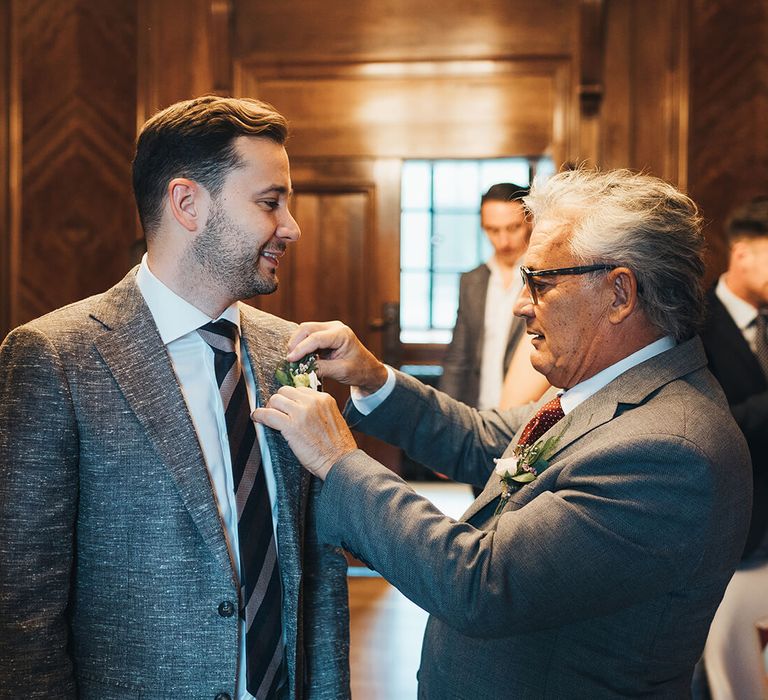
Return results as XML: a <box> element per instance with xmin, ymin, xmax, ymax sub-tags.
<box><xmin>252</xmin><ymin>386</ymin><xmax>357</xmax><ymax>480</ymax></box>
<box><xmin>286</xmin><ymin>321</ymin><xmax>388</xmax><ymax>395</ymax></box>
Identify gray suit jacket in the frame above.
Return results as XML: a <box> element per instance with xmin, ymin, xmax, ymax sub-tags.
<box><xmin>440</xmin><ymin>264</ymin><xmax>527</xmax><ymax>406</ymax></box>
<box><xmin>318</xmin><ymin>338</ymin><xmax>751</xmax><ymax>699</ymax></box>
<box><xmin>0</xmin><ymin>269</ymin><xmax>349</xmax><ymax>699</ymax></box>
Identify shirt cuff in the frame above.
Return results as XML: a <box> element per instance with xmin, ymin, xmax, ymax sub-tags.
<box><xmin>350</xmin><ymin>365</ymin><xmax>396</xmax><ymax>415</ymax></box>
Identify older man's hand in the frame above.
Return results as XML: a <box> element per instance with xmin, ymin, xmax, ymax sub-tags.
<box><xmin>286</xmin><ymin>321</ymin><xmax>388</xmax><ymax>396</ymax></box>
<box><xmin>252</xmin><ymin>386</ymin><xmax>357</xmax><ymax>480</ymax></box>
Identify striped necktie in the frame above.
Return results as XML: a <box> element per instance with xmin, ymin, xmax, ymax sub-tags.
<box><xmin>198</xmin><ymin>320</ymin><xmax>287</xmax><ymax>699</ymax></box>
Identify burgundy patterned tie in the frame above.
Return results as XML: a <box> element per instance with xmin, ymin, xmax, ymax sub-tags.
<box><xmin>198</xmin><ymin>320</ymin><xmax>287</xmax><ymax>699</ymax></box>
<box><xmin>517</xmin><ymin>395</ymin><xmax>565</xmax><ymax>447</ymax></box>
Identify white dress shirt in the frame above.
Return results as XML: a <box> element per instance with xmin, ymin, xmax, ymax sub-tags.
<box><xmin>477</xmin><ymin>256</ymin><xmax>524</xmax><ymax>409</ymax></box>
<box><xmin>136</xmin><ymin>256</ymin><xmax>278</xmax><ymax>700</ymax></box>
<box><xmin>558</xmin><ymin>336</ymin><xmax>675</xmax><ymax>414</ymax></box>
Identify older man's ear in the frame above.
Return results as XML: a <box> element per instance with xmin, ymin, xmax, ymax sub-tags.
<box><xmin>607</xmin><ymin>267</ymin><xmax>641</xmax><ymax>325</ymax></box>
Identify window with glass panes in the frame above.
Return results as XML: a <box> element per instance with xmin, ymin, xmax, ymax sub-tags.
<box><xmin>400</xmin><ymin>157</ymin><xmax>555</xmax><ymax>344</ymax></box>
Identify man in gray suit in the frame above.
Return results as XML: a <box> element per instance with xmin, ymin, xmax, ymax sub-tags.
<box><xmin>255</xmin><ymin>168</ymin><xmax>752</xmax><ymax>698</ymax></box>
<box><xmin>440</xmin><ymin>183</ymin><xmax>531</xmax><ymax>409</ymax></box>
<box><xmin>0</xmin><ymin>96</ymin><xmax>349</xmax><ymax>698</ymax></box>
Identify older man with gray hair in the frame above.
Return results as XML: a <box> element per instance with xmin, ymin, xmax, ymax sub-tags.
<box><xmin>255</xmin><ymin>168</ymin><xmax>752</xmax><ymax>699</ymax></box>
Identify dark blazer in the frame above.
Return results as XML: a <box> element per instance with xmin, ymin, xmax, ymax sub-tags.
<box><xmin>700</xmin><ymin>286</ymin><xmax>768</xmax><ymax>558</ymax></box>
<box><xmin>440</xmin><ymin>263</ymin><xmax>527</xmax><ymax>406</ymax></box>
<box><xmin>318</xmin><ymin>338</ymin><xmax>751</xmax><ymax>699</ymax></box>
<box><xmin>0</xmin><ymin>268</ymin><xmax>350</xmax><ymax>698</ymax></box>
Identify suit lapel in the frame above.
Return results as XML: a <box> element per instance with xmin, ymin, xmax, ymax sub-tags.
<box><xmin>460</xmin><ymin>387</ymin><xmax>567</xmax><ymax>520</ymax></box>
<box><xmin>240</xmin><ymin>306</ymin><xmax>309</xmax><ymax>565</ymax></box>
<box><xmin>470</xmin><ymin>267</ymin><xmax>491</xmax><ymax>369</ymax></box>
<box><xmin>90</xmin><ymin>270</ymin><xmax>235</xmax><ymax>580</ymax></box>
<box><xmin>240</xmin><ymin>307</ymin><xmax>309</xmax><ymax>681</ymax></box>
<box><xmin>706</xmin><ymin>291</ymin><xmax>765</xmax><ymax>381</ymax></box>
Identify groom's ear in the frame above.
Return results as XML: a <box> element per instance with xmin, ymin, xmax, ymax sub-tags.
<box><xmin>167</xmin><ymin>178</ymin><xmax>210</xmax><ymax>233</ymax></box>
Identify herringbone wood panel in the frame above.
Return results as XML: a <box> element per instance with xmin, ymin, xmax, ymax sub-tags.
<box><xmin>16</xmin><ymin>0</ymin><xmax>138</xmax><ymax>324</ymax></box>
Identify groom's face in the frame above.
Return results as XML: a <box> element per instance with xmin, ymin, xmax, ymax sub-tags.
<box><xmin>192</xmin><ymin>136</ymin><xmax>301</xmax><ymax>300</ymax></box>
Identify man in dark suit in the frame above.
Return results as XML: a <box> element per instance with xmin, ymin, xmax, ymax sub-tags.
<box><xmin>440</xmin><ymin>182</ymin><xmax>531</xmax><ymax>408</ymax></box>
<box><xmin>699</xmin><ymin>197</ymin><xmax>768</xmax><ymax>698</ymax></box>
<box><xmin>256</xmin><ymin>168</ymin><xmax>752</xmax><ymax>699</ymax></box>
<box><xmin>0</xmin><ymin>96</ymin><xmax>349</xmax><ymax>698</ymax></box>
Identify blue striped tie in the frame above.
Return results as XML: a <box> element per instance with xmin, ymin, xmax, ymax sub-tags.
<box><xmin>198</xmin><ymin>320</ymin><xmax>287</xmax><ymax>699</ymax></box>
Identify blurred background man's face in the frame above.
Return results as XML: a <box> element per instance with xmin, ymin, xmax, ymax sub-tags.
<box><xmin>733</xmin><ymin>237</ymin><xmax>768</xmax><ymax>308</ymax></box>
<box><xmin>481</xmin><ymin>200</ymin><xmax>531</xmax><ymax>267</ymax></box>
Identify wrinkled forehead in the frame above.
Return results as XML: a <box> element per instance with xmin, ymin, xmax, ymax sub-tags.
<box><xmin>524</xmin><ymin>219</ymin><xmax>574</xmax><ymax>266</ymax></box>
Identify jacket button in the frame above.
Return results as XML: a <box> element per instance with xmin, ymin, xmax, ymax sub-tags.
<box><xmin>218</xmin><ymin>601</ymin><xmax>235</xmax><ymax>618</ymax></box>
<box><xmin>214</xmin><ymin>694</ymin><xmax>231</xmax><ymax>700</ymax></box>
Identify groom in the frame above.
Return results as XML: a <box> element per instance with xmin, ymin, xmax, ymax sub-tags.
<box><xmin>255</xmin><ymin>168</ymin><xmax>752</xmax><ymax>698</ymax></box>
<box><xmin>0</xmin><ymin>96</ymin><xmax>349</xmax><ymax>698</ymax></box>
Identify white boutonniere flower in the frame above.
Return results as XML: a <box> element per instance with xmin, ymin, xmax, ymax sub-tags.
<box><xmin>493</xmin><ymin>432</ymin><xmax>565</xmax><ymax>515</ymax></box>
<box><xmin>275</xmin><ymin>353</ymin><xmax>321</xmax><ymax>391</ymax></box>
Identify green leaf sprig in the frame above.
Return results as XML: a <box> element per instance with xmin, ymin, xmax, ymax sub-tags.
<box><xmin>275</xmin><ymin>353</ymin><xmax>320</xmax><ymax>389</ymax></box>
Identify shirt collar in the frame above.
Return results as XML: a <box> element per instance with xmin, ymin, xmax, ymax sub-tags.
<box><xmin>559</xmin><ymin>335</ymin><xmax>676</xmax><ymax>415</ymax></box>
<box><xmin>716</xmin><ymin>274</ymin><xmax>758</xmax><ymax>330</ymax></box>
<box><xmin>136</xmin><ymin>254</ymin><xmax>240</xmax><ymax>345</ymax></box>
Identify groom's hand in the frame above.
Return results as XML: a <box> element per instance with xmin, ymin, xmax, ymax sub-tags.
<box><xmin>286</xmin><ymin>321</ymin><xmax>388</xmax><ymax>396</ymax></box>
<box><xmin>252</xmin><ymin>386</ymin><xmax>357</xmax><ymax>480</ymax></box>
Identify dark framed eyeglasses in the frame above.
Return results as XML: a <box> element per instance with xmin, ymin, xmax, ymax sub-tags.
<box><xmin>520</xmin><ymin>264</ymin><xmax>618</xmax><ymax>305</ymax></box>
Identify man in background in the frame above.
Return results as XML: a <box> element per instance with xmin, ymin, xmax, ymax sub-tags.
<box><xmin>0</xmin><ymin>96</ymin><xmax>349</xmax><ymax>698</ymax></box>
<box><xmin>700</xmin><ymin>197</ymin><xmax>768</xmax><ymax>699</ymax></box>
<box><xmin>440</xmin><ymin>182</ymin><xmax>531</xmax><ymax>409</ymax></box>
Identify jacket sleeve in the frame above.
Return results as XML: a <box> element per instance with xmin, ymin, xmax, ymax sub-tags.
<box><xmin>315</xmin><ymin>436</ymin><xmax>728</xmax><ymax>640</ymax></box>
<box><xmin>0</xmin><ymin>326</ymin><xmax>79</xmax><ymax>696</ymax></box>
<box><xmin>346</xmin><ymin>369</ymin><xmax>527</xmax><ymax>487</ymax></box>
<box><xmin>439</xmin><ymin>273</ymin><xmax>473</xmax><ymax>403</ymax></box>
<box><xmin>301</xmin><ymin>475</ymin><xmax>351</xmax><ymax>699</ymax></box>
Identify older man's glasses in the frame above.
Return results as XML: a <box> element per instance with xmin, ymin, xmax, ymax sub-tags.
<box><xmin>520</xmin><ymin>264</ymin><xmax>618</xmax><ymax>305</ymax></box>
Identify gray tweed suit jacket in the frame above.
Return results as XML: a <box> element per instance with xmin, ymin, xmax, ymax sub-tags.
<box><xmin>440</xmin><ymin>264</ymin><xmax>527</xmax><ymax>407</ymax></box>
<box><xmin>317</xmin><ymin>338</ymin><xmax>751</xmax><ymax>699</ymax></box>
<box><xmin>0</xmin><ymin>269</ymin><xmax>350</xmax><ymax>699</ymax></box>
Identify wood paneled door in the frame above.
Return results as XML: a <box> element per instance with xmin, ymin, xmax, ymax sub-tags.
<box><xmin>251</xmin><ymin>166</ymin><xmax>403</xmax><ymax>473</ymax></box>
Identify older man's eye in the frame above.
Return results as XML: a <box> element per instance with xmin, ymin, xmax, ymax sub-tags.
<box><xmin>259</xmin><ymin>200</ymin><xmax>279</xmax><ymax>210</ymax></box>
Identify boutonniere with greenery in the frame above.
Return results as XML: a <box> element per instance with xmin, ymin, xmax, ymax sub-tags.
<box><xmin>275</xmin><ymin>353</ymin><xmax>321</xmax><ymax>390</ymax></box>
<box><xmin>493</xmin><ymin>431</ymin><xmax>565</xmax><ymax>515</ymax></box>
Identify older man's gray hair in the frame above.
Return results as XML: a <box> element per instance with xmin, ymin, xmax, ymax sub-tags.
<box><xmin>524</xmin><ymin>168</ymin><xmax>705</xmax><ymax>342</ymax></box>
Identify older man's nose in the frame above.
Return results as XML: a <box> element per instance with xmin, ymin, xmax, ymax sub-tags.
<box><xmin>513</xmin><ymin>288</ymin><xmax>534</xmax><ymax>318</ymax></box>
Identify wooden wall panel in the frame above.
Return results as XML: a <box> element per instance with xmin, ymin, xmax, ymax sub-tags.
<box><xmin>137</xmin><ymin>0</ymin><xmax>222</xmax><ymax>122</ymax></box>
<box><xmin>598</xmin><ymin>0</ymin><xmax>632</xmax><ymax>169</ymax></box>
<box><xmin>257</xmin><ymin>174</ymin><xmax>403</xmax><ymax>474</ymax></box>
<box><xmin>0</xmin><ymin>0</ymin><xmax>14</xmax><ymax>339</ymax></box>
<box><xmin>11</xmin><ymin>0</ymin><xmax>137</xmax><ymax>328</ymax></box>
<box><xmin>688</xmin><ymin>0</ymin><xmax>768</xmax><ymax>280</ymax></box>
<box><xmin>236</xmin><ymin>60</ymin><xmax>570</xmax><ymax>161</ymax></box>
<box><xmin>283</xmin><ymin>159</ymin><xmax>403</xmax><ymax>360</ymax></box>
<box><xmin>235</xmin><ymin>0</ymin><xmax>577</xmax><ymax>63</ymax></box>
<box><xmin>598</xmin><ymin>0</ymin><xmax>689</xmax><ymax>184</ymax></box>
<box><xmin>628</xmin><ymin>0</ymin><xmax>689</xmax><ymax>186</ymax></box>
<box><xmin>256</xmin><ymin>187</ymin><xmax>371</xmax><ymax>336</ymax></box>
